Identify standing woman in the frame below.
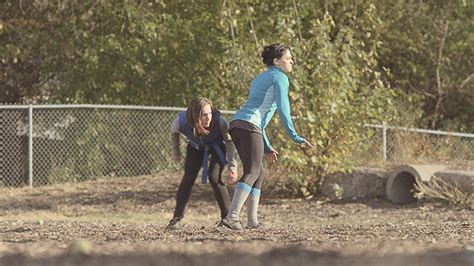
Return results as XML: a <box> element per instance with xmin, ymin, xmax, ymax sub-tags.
<box><xmin>222</xmin><ymin>44</ymin><xmax>313</xmax><ymax>230</ymax></box>
<box><xmin>167</xmin><ymin>97</ymin><xmax>238</xmax><ymax>229</ymax></box>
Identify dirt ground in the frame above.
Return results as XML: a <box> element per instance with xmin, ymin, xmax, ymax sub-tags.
<box><xmin>0</xmin><ymin>172</ymin><xmax>472</xmax><ymax>265</ymax></box>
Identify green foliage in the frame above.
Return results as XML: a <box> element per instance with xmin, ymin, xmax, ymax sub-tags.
<box><xmin>1</xmin><ymin>1</ymin><xmax>226</xmax><ymax>106</ymax></box>
<box><xmin>373</xmin><ymin>0</ymin><xmax>474</xmax><ymax>131</ymax></box>
<box><xmin>217</xmin><ymin>2</ymin><xmax>399</xmax><ymax>195</ymax></box>
<box><xmin>273</xmin><ymin>11</ymin><xmax>397</xmax><ymax>195</ymax></box>
<box><xmin>1</xmin><ymin>1</ymin><xmax>471</xmax><ymax>130</ymax></box>
<box><xmin>1</xmin><ymin>1</ymin><xmax>472</xmax><ymax>191</ymax></box>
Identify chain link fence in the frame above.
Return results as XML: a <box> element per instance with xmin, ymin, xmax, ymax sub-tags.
<box><xmin>0</xmin><ymin>105</ymin><xmax>187</xmax><ymax>187</ymax></box>
<box><xmin>0</xmin><ymin>107</ymin><xmax>28</xmax><ymax>186</ymax></box>
<box><xmin>0</xmin><ymin>104</ymin><xmax>473</xmax><ymax>187</ymax></box>
<box><xmin>352</xmin><ymin>124</ymin><xmax>474</xmax><ymax>168</ymax></box>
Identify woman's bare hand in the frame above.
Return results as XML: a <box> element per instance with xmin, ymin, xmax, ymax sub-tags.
<box><xmin>228</xmin><ymin>169</ymin><xmax>238</xmax><ymax>184</ymax></box>
<box><xmin>266</xmin><ymin>150</ymin><xmax>279</xmax><ymax>162</ymax></box>
<box><xmin>302</xmin><ymin>139</ymin><xmax>313</xmax><ymax>148</ymax></box>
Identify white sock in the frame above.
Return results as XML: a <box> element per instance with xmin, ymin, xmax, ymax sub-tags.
<box><xmin>247</xmin><ymin>188</ymin><xmax>261</xmax><ymax>227</ymax></box>
<box><xmin>227</xmin><ymin>182</ymin><xmax>251</xmax><ymax>221</ymax></box>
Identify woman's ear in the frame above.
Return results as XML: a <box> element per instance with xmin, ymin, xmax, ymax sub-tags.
<box><xmin>273</xmin><ymin>58</ymin><xmax>279</xmax><ymax>66</ymax></box>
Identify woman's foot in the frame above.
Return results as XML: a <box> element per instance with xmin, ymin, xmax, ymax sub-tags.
<box><xmin>245</xmin><ymin>223</ymin><xmax>266</xmax><ymax>230</ymax></box>
<box><xmin>165</xmin><ymin>217</ymin><xmax>183</xmax><ymax>230</ymax></box>
<box><xmin>222</xmin><ymin>217</ymin><xmax>243</xmax><ymax>230</ymax></box>
<box><xmin>215</xmin><ymin>219</ymin><xmax>225</xmax><ymax>227</ymax></box>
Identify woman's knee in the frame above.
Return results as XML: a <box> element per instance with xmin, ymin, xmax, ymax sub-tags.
<box><xmin>239</xmin><ymin>172</ymin><xmax>259</xmax><ymax>185</ymax></box>
<box><xmin>207</xmin><ymin>173</ymin><xmax>219</xmax><ymax>185</ymax></box>
<box><xmin>252</xmin><ymin>177</ymin><xmax>263</xmax><ymax>189</ymax></box>
<box><xmin>249</xmin><ymin>167</ymin><xmax>262</xmax><ymax>179</ymax></box>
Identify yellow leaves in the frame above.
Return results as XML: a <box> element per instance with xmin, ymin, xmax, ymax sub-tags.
<box><xmin>131</xmin><ymin>63</ymin><xmax>145</xmax><ymax>76</ymax></box>
<box><xmin>306</xmin><ymin>111</ymin><xmax>315</xmax><ymax>123</ymax></box>
<box><xmin>332</xmin><ymin>183</ymin><xmax>344</xmax><ymax>199</ymax></box>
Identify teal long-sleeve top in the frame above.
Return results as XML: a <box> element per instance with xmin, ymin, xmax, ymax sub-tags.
<box><xmin>232</xmin><ymin>66</ymin><xmax>304</xmax><ymax>152</ymax></box>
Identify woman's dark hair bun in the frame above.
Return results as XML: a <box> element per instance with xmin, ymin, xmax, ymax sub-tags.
<box><xmin>261</xmin><ymin>44</ymin><xmax>290</xmax><ymax>66</ymax></box>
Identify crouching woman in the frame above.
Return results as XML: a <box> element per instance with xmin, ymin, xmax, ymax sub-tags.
<box><xmin>166</xmin><ymin>97</ymin><xmax>238</xmax><ymax>229</ymax></box>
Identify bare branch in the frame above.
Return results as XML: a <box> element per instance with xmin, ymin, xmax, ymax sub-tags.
<box><xmin>222</xmin><ymin>0</ymin><xmax>235</xmax><ymax>42</ymax></box>
<box><xmin>245</xmin><ymin>3</ymin><xmax>259</xmax><ymax>47</ymax></box>
<box><xmin>414</xmin><ymin>175</ymin><xmax>472</xmax><ymax>208</ymax></box>
<box><xmin>431</xmin><ymin>20</ymin><xmax>449</xmax><ymax>128</ymax></box>
<box><xmin>460</xmin><ymin>73</ymin><xmax>474</xmax><ymax>89</ymax></box>
<box><xmin>20</xmin><ymin>0</ymin><xmax>25</xmax><ymax>14</ymax></box>
<box><xmin>409</xmin><ymin>84</ymin><xmax>436</xmax><ymax>99</ymax></box>
<box><xmin>430</xmin><ymin>17</ymin><xmax>442</xmax><ymax>34</ymax></box>
<box><xmin>435</xmin><ymin>20</ymin><xmax>449</xmax><ymax>95</ymax></box>
<box><xmin>292</xmin><ymin>0</ymin><xmax>303</xmax><ymax>41</ymax></box>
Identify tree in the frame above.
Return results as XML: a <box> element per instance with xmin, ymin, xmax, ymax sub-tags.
<box><xmin>374</xmin><ymin>0</ymin><xmax>474</xmax><ymax>131</ymax></box>
<box><xmin>217</xmin><ymin>1</ymin><xmax>398</xmax><ymax>195</ymax></box>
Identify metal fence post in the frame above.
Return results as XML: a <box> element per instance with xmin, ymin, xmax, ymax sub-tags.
<box><xmin>382</xmin><ymin>121</ymin><xmax>387</xmax><ymax>162</ymax></box>
<box><xmin>28</xmin><ymin>104</ymin><xmax>33</xmax><ymax>188</ymax></box>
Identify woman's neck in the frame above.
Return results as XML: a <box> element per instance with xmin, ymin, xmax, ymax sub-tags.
<box><xmin>194</xmin><ymin>127</ymin><xmax>208</xmax><ymax>136</ymax></box>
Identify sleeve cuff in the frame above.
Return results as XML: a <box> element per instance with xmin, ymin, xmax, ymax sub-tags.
<box><xmin>295</xmin><ymin>135</ymin><xmax>305</xmax><ymax>144</ymax></box>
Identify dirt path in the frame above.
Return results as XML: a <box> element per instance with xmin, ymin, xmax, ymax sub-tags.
<box><xmin>0</xmin><ymin>173</ymin><xmax>472</xmax><ymax>265</ymax></box>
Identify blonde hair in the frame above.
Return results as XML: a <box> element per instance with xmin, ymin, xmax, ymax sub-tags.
<box><xmin>186</xmin><ymin>97</ymin><xmax>214</xmax><ymax>135</ymax></box>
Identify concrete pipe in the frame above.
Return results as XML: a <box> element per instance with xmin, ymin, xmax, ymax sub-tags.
<box><xmin>386</xmin><ymin>164</ymin><xmax>447</xmax><ymax>204</ymax></box>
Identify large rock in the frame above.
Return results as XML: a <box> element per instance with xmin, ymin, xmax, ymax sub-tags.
<box><xmin>436</xmin><ymin>170</ymin><xmax>474</xmax><ymax>193</ymax></box>
<box><xmin>321</xmin><ymin>165</ymin><xmax>473</xmax><ymax>203</ymax></box>
<box><xmin>321</xmin><ymin>167</ymin><xmax>389</xmax><ymax>200</ymax></box>
<box><xmin>386</xmin><ymin>165</ymin><xmax>474</xmax><ymax>204</ymax></box>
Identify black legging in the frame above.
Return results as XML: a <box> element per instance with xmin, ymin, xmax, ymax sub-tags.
<box><xmin>229</xmin><ymin>127</ymin><xmax>264</xmax><ymax>189</ymax></box>
<box><xmin>173</xmin><ymin>143</ymin><xmax>230</xmax><ymax>219</ymax></box>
